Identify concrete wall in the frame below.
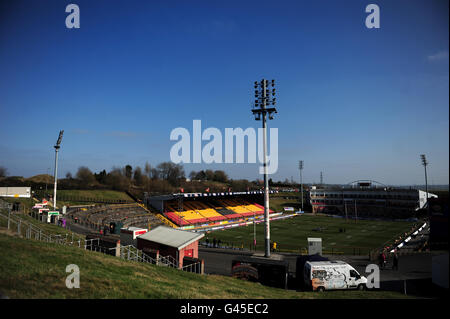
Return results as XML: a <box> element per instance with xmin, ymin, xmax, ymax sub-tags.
<box><xmin>432</xmin><ymin>253</ymin><xmax>449</xmax><ymax>289</ymax></box>
<box><xmin>178</xmin><ymin>241</ymin><xmax>199</xmax><ymax>267</ymax></box>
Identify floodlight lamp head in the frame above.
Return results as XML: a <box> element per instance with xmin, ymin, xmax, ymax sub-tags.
<box><xmin>420</xmin><ymin>154</ymin><xmax>428</xmax><ymax>166</ymax></box>
<box><xmin>55</xmin><ymin>130</ymin><xmax>64</xmax><ymax>148</ymax></box>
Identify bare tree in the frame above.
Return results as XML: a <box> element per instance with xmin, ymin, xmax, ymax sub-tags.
<box><xmin>0</xmin><ymin>166</ymin><xmax>7</xmax><ymax>178</ymax></box>
<box><xmin>133</xmin><ymin>166</ymin><xmax>145</xmax><ymax>186</ymax></box>
<box><xmin>76</xmin><ymin>166</ymin><xmax>96</xmax><ymax>185</ymax></box>
<box><xmin>156</xmin><ymin>162</ymin><xmax>185</xmax><ymax>186</ymax></box>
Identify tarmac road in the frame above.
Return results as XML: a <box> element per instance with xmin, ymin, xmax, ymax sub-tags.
<box><xmin>199</xmin><ymin>247</ymin><xmax>434</xmax><ymax>297</ymax></box>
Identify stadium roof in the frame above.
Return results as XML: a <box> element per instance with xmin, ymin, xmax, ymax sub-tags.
<box><xmin>146</xmin><ymin>190</ymin><xmax>278</xmax><ymax>201</ymax></box>
<box><xmin>138</xmin><ymin>226</ymin><xmax>204</xmax><ymax>250</ymax></box>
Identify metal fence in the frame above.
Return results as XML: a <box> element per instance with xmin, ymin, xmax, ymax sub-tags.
<box><xmin>115</xmin><ymin>245</ymin><xmax>202</xmax><ymax>273</ymax></box>
<box><xmin>0</xmin><ymin>209</ymin><xmax>94</xmax><ymax>247</ymax></box>
<box><xmin>0</xmin><ymin>199</ymin><xmax>12</xmax><ymax>210</ymax></box>
<box><xmin>0</xmin><ymin>209</ymin><xmax>203</xmax><ymax>274</ymax></box>
<box><xmin>200</xmin><ymin>240</ymin><xmax>372</xmax><ymax>256</ymax></box>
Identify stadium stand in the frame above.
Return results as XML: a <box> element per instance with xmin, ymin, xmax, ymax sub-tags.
<box><xmin>67</xmin><ymin>203</ymin><xmax>163</xmax><ymax>231</ymax></box>
<box><xmin>162</xmin><ymin>197</ymin><xmax>270</xmax><ymax>227</ymax></box>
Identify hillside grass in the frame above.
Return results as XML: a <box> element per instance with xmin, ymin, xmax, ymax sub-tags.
<box><xmin>0</xmin><ymin>232</ymin><xmax>412</xmax><ymax>299</ymax></box>
<box><xmin>43</xmin><ymin>189</ymin><xmax>133</xmax><ymax>201</ymax></box>
<box><xmin>204</xmin><ymin>214</ymin><xmax>415</xmax><ymax>254</ymax></box>
<box><xmin>34</xmin><ymin>189</ymin><xmax>134</xmax><ymax>207</ymax></box>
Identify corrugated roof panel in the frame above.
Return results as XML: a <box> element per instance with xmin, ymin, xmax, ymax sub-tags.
<box><xmin>138</xmin><ymin>226</ymin><xmax>204</xmax><ymax>250</ymax></box>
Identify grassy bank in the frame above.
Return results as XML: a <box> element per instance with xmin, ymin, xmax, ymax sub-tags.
<box><xmin>34</xmin><ymin>189</ymin><xmax>134</xmax><ymax>207</ymax></box>
<box><xmin>40</xmin><ymin>189</ymin><xmax>133</xmax><ymax>201</ymax></box>
<box><xmin>0</xmin><ymin>232</ymin><xmax>411</xmax><ymax>299</ymax></box>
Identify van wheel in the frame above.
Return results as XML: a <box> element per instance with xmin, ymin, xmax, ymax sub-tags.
<box><xmin>317</xmin><ymin>287</ymin><xmax>325</xmax><ymax>292</ymax></box>
<box><xmin>357</xmin><ymin>284</ymin><xmax>365</xmax><ymax>291</ymax></box>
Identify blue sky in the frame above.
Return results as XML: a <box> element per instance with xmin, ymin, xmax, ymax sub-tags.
<box><xmin>0</xmin><ymin>0</ymin><xmax>448</xmax><ymax>185</ymax></box>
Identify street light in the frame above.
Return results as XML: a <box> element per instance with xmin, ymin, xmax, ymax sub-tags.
<box><xmin>53</xmin><ymin>130</ymin><xmax>64</xmax><ymax>209</ymax></box>
<box><xmin>45</xmin><ymin>167</ymin><xmax>50</xmax><ymax>193</ymax></box>
<box><xmin>299</xmin><ymin>161</ymin><xmax>304</xmax><ymax>212</ymax></box>
<box><xmin>252</xmin><ymin>78</ymin><xmax>277</xmax><ymax>258</ymax></box>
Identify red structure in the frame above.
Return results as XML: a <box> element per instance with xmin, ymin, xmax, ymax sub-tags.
<box><xmin>136</xmin><ymin>226</ymin><xmax>204</xmax><ymax>268</ymax></box>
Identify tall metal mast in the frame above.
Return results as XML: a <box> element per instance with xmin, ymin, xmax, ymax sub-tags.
<box><xmin>299</xmin><ymin>160</ymin><xmax>304</xmax><ymax>211</ymax></box>
<box><xmin>252</xmin><ymin>79</ymin><xmax>277</xmax><ymax>258</ymax></box>
<box><xmin>53</xmin><ymin>130</ymin><xmax>64</xmax><ymax>209</ymax></box>
<box><xmin>420</xmin><ymin>154</ymin><xmax>430</xmax><ymax>220</ymax></box>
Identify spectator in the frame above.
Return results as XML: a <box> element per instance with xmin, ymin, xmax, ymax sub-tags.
<box><xmin>382</xmin><ymin>250</ymin><xmax>387</xmax><ymax>269</ymax></box>
<box><xmin>392</xmin><ymin>251</ymin><xmax>399</xmax><ymax>271</ymax></box>
<box><xmin>213</xmin><ymin>237</ymin><xmax>217</xmax><ymax>248</ymax></box>
<box><xmin>378</xmin><ymin>251</ymin><xmax>384</xmax><ymax>269</ymax></box>
<box><xmin>218</xmin><ymin>239</ymin><xmax>221</xmax><ymax>248</ymax></box>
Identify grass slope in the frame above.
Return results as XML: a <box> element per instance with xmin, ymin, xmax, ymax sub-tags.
<box><xmin>44</xmin><ymin>189</ymin><xmax>133</xmax><ymax>201</ymax></box>
<box><xmin>0</xmin><ymin>232</ymin><xmax>411</xmax><ymax>299</ymax></box>
<box><xmin>205</xmin><ymin>215</ymin><xmax>415</xmax><ymax>254</ymax></box>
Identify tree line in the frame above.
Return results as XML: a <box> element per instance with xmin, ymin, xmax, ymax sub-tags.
<box><xmin>0</xmin><ymin>163</ymin><xmax>303</xmax><ymax>197</ymax></box>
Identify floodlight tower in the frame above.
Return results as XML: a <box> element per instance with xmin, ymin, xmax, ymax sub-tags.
<box><xmin>53</xmin><ymin>130</ymin><xmax>64</xmax><ymax>209</ymax></box>
<box><xmin>420</xmin><ymin>154</ymin><xmax>430</xmax><ymax>220</ymax></box>
<box><xmin>299</xmin><ymin>161</ymin><xmax>304</xmax><ymax>211</ymax></box>
<box><xmin>252</xmin><ymin>78</ymin><xmax>277</xmax><ymax>258</ymax></box>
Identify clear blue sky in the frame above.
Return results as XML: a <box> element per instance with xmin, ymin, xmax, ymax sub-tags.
<box><xmin>0</xmin><ymin>0</ymin><xmax>448</xmax><ymax>185</ymax></box>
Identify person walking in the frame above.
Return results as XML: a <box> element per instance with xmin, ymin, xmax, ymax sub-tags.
<box><xmin>392</xmin><ymin>251</ymin><xmax>399</xmax><ymax>271</ymax></box>
<box><xmin>378</xmin><ymin>251</ymin><xmax>384</xmax><ymax>269</ymax></box>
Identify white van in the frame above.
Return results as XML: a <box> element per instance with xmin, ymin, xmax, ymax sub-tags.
<box><xmin>304</xmin><ymin>261</ymin><xmax>367</xmax><ymax>291</ymax></box>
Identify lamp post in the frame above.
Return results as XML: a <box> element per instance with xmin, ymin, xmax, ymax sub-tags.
<box><xmin>45</xmin><ymin>167</ymin><xmax>50</xmax><ymax>194</ymax></box>
<box><xmin>53</xmin><ymin>130</ymin><xmax>64</xmax><ymax>209</ymax></box>
<box><xmin>252</xmin><ymin>78</ymin><xmax>277</xmax><ymax>258</ymax></box>
<box><xmin>299</xmin><ymin>160</ymin><xmax>304</xmax><ymax>212</ymax></box>
<box><xmin>420</xmin><ymin>154</ymin><xmax>430</xmax><ymax>220</ymax></box>
<box><xmin>253</xmin><ymin>211</ymin><xmax>256</xmax><ymax>250</ymax></box>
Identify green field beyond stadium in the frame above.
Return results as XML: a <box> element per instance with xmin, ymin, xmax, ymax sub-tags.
<box><xmin>204</xmin><ymin>214</ymin><xmax>416</xmax><ymax>255</ymax></box>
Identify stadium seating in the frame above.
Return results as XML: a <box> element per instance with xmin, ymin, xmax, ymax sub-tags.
<box><xmin>162</xmin><ymin>197</ymin><xmax>271</xmax><ymax>227</ymax></box>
